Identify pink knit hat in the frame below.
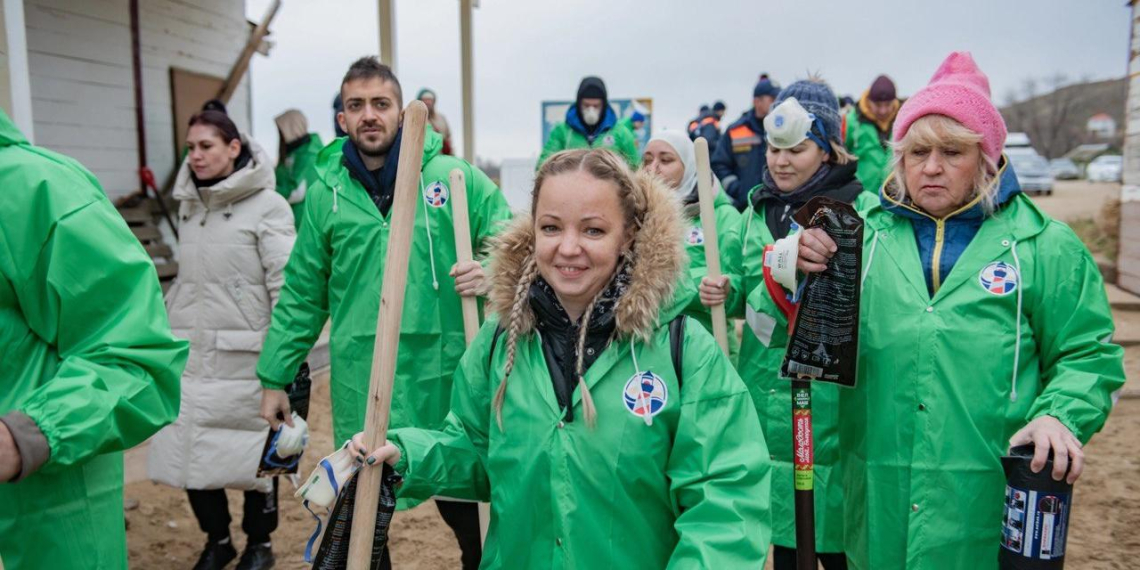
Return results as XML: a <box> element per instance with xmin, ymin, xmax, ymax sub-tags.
<box><xmin>893</xmin><ymin>52</ymin><xmax>1007</xmax><ymax>164</ymax></box>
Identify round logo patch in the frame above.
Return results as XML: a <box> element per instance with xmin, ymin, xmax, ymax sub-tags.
<box><xmin>603</xmin><ymin>134</ymin><xmax>616</xmax><ymax>146</ymax></box>
<box><xmin>423</xmin><ymin>181</ymin><xmax>449</xmax><ymax>207</ymax></box>
<box><xmin>623</xmin><ymin>371</ymin><xmax>668</xmax><ymax>420</ymax></box>
<box><xmin>979</xmin><ymin>261</ymin><xmax>1019</xmax><ymax>295</ymax></box>
<box><xmin>686</xmin><ymin>226</ymin><xmax>705</xmax><ymax>246</ymax></box>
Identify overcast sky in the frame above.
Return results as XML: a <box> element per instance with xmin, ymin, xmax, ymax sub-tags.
<box><xmin>245</xmin><ymin>0</ymin><xmax>1130</xmax><ymax>162</ymax></box>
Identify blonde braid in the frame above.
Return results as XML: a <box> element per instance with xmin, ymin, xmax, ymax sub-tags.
<box><xmin>574</xmin><ymin>293</ymin><xmax>603</xmax><ymax>428</ymax></box>
<box><xmin>493</xmin><ymin>255</ymin><xmax>539</xmax><ymax>430</ymax></box>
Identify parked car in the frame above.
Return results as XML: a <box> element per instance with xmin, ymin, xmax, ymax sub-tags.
<box><xmin>1087</xmin><ymin>155</ymin><xmax>1123</xmax><ymax>183</ymax></box>
<box><xmin>1049</xmin><ymin>158</ymin><xmax>1080</xmax><ymax>180</ymax></box>
<box><xmin>1009</xmin><ymin>153</ymin><xmax>1054</xmax><ymax>195</ymax></box>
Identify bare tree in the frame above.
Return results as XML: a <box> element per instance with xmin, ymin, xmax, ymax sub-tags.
<box><xmin>1002</xmin><ymin>74</ymin><xmax>1085</xmax><ymax>158</ymax></box>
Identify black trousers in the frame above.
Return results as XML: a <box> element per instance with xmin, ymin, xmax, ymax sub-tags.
<box><xmin>375</xmin><ymin>499</ymin><xmax>482</xmax><ymax>570</ymax></box>
<box><xmin>186</xmin><ymin>478</ymin><xmax>278</xmax><ymax>545</ymax></box>
<box><xmin>772</xmin><ymin>545</ymin><xmax>848</xmax><ymax>570</ymax></box>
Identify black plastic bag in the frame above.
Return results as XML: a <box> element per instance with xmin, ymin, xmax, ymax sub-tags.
<box><xmin>780</xmin><ymin>196</ymin><xmax>864</xmax><ymax>386</ymax></box>
<box><xmin>258</xmin><ymin>362</ymin><xmax>313</xmax><ymax>476</ymax></box>
<box><xmin>311</xmin><ymin>464</ymin><xmax>402</xmax><ymax>570</ymax></box>
<box><xmin>999</xmin><ymin>444</ymin><xmax>1072</xmax><ymax>569</ymax></box>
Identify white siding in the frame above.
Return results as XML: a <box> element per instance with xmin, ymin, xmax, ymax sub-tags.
<box><xmin>24</xmin><ymin>0</ymin><xmax>251</xmax><ymax>200</ymax></box>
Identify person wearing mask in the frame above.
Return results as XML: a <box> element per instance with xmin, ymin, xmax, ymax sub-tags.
<box><xmin>702</xmin><ymin>78</ymin><xmax>876</xmax><ymax>570</ymax></box>
<box><xmin>787</xmin><ymin>53</ymin><xmax>1124</xmax><ymax>568</ymax></box>
<box><xmin>845</xmin><ymin>75</ymin><xmax>902</xmax><ymax>194</ymax></box>
<box><xmin>351</xmin><ymin>148</ymin><xmax>772</xmax><ymax>568</ymax></box>
<box><xmin>641</xmin><ymin>131</ymin><xmax>742</xmax><ymax>351</ymax></box>
<box><xmin>274</xmin><ymin>109</ymin><xmax>323</xmax><ymax>228</ymax></box>
<box><xmin>256</xmin><ymin>56</ymin><xmax>511</xmax><ymax>570</ymax></box>
<box><xmin>148</xmin><ymin>110</ymin><xmax>295</xmax><ymax>570</ymax></box>
<box><xmin>539</xmin><ymin>76</ymin><xmax>639</xmax><ymax>169</ymax></box>
<box><xmin>713</xmin><ymin>78</ymin><xmax>781</xmax><ymax>211</ymax></box>
<box><xmin>418</xmin><ymin>88</ymin><xmax>454</xmax><ymax>155</ymax></box>
<box><xmin>0</xmin><ymin>107</ymin><xmax>188</xmax><ymax>569</ymax></box>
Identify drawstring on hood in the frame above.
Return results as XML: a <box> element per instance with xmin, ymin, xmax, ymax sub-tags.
<box><xmin>419</xmin><ymin>176</ymin><xmax>440</xmax><ymax>291</ymax></box>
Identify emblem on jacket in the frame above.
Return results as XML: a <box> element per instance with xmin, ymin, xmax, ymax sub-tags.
<box><xmin>603</xmin><ymin>134</ymin><xmax>615</xmax><ymax>146</ymax></box>
<box><xmin>624</xmin><ymin>371</ymin><xmax>667</xmax><ymax>425</ymax></box>
<box><xmin>979</xmin><ymin>261</ymin><xmax>1019</xmax><ymax>295</ymax></box>
<box><xmin>423</xmin><ymin>181</ymin><xmax>449</xmax><ymax>207</ymax></box>
<box><xmin>686</xmin><ymin>226</ymin><xmax>704</xmax><ymax>246</ymax></box>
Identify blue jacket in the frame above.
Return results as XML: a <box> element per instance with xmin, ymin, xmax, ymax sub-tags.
<box><xmin>712</xmin><ymin>110</ymin><xmax>767</xmax><ymax>211</ymax></box>
<box><xmin>881</xmin><ymin>158</ymin><xmax>1022</xmax><ymax>296</ymax></box>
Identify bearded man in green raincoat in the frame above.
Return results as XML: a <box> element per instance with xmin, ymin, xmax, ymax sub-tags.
<box><xmin>256</xmin><ymin>57</ymin><xmax>511</xmax><ymax>569</ymax></box>
<box><xmin>0</xmin><ymin>109</ymin><xmax>188</xmax><ymax>569</ymax></box>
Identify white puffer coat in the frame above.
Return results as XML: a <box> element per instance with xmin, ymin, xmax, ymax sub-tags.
<box><xmin>148</xmin><ymin>137</ymin><xmax>295</xmax><ymax>491</ymax></box>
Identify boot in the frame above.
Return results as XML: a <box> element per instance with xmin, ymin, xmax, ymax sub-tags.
<box><xmin>192</xmin><ymin>538</ymin><xmax>237</xmax><ymax>570</ymax></box>
<box><xmin>235</xmin><ymin>542</ymin><xmax>275</xmax><ymax>570</ymax></box>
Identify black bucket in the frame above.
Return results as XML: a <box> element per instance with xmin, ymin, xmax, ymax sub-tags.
<box><xmin>998</xmin><ymin>444</ymin><xmax>1072</xmax><ymax>569</ymax></box>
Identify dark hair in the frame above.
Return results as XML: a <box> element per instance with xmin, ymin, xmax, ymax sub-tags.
<box><xmin>201</xmin><ymin>98</ymin><xmax>227</xmax><ymax>114</ymax></box>
<box><xmin>188</xmin><ymin>110</ymin><xmax>240</xmax><ymax>144</ymax></box>
<box><xmin>340</xmin><ymin>56</ymin><xmax>403</xmax><ymax>106</ymax></box>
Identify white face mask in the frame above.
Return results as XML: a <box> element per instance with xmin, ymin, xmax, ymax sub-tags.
<box><xmin>582</xmin><ymin>106</ymin><xmax>602</xmax><ymax>126</ymax></box>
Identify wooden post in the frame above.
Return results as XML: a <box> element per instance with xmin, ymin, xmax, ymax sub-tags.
<box><xmin>378</xmin><ymin>0</ymin><xmax>397</xmax><ymax>73</ymax></box>
<box><xmin>449</xmin><ymin>168</ymin><xmax>492</xmax><ymax>542</ymax></box>
<box><xmin>346</xmin><ymin>101</ymin><xmax>429</xmax><ymax>570</ymax></box>
<box><xmin>694</xmin><ymin>137</ymin><xmax>730</xmax><ymax>355</ymax></box>
<box><xmin>216</xmin><ymin>0</ymin><xmax>280</xmax><ymax>103</ymax></box>
<box><xmin>458</xmin><ymin>0</ymin><xmax>475</xmax><ymax>162</ymax></box>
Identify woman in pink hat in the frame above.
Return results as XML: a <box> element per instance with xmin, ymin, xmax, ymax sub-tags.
<box><xmin>771</xmin><ymin>52</ymin><xmax>1124</xmax><ymax>568</ymax></box>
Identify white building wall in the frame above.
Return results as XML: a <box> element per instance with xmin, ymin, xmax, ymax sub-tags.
<box><xmin>23</xmin><ymin>0</ymin><xmax>250</xmax><ymax>200</ymax></box>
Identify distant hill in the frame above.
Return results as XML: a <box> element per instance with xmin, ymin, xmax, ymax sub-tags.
<box><xmin>999</xmin><ymin>77</ymin><xmax>1125</xmax><ymax>159</ymax></box>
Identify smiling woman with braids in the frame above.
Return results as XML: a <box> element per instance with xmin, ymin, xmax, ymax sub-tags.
<box><xmin>350</xmin><ymin>148</ymin><xmax>772</xmax><ymax>568</ymax></box>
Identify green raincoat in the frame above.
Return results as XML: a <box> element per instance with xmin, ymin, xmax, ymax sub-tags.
<box><xmin>539</xmin><ymin>119</ymin><xmax>640</xmax><ymax>169</ymax></box>
<box><xmin>0</xmin><ymin>110</ymin><xmax>188</xmax><ymax>569</ymax></box>
<box><xmin>274</xmin><ymin>132</ymin><xmax>323</xmax><ymax>228</ymax></box>
<box><xmin>842</xmin><ymin>184</ymin><xmax>1124</xmax><ymax>568</ymax></box>
<box><xmin>679</xmin><ymin>188</ymin><xmax>742</xmax><ymax>356</ymax></box>
<box><xmin>844</xmin><ymin>95</ymin><xmax>899</xmax><ymax>195</ymax></box>
<box><xmin>730</xmin><ymin>180</ymin><xmax>878</xmax><ymax>552</ymax></box>
<box><xmin>390</xmin><ymin>174</ymin><xmax>771</xmax><ymax>568</ymax></box>
<box><xmin>257</xmin><ymin>128</ymin><xmax>512</xmax><ymax>451</ymax></box>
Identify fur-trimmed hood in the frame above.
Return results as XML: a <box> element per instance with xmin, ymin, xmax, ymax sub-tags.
<box><xmin>487</xmin><ymin>170</ymin><xmax>689</xmax><ymax>340</ymax></box>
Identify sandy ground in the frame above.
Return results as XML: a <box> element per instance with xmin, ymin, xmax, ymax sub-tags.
<box><xmin>123</xmin><ymin>180</ymin><xmax>1138</xmax><ymax>568</ymax></box>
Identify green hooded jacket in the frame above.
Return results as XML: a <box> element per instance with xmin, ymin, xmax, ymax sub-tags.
<box><xmin>0</xmin><ymin>110</ymin><xmax>188</xmax><ymax>569</ymax></box>
<box><xmin>729</xmin><ymin>180</ymin><xmax>877</xmax><ymax>552</ymax></box>
<box><xmin>679</xmin><ymin>188</ymin><xmax>742</xmax><ymax>354</ymax></box>
<box><xmin>256</xmin><ymin>128</ymin><xmax>512</xmax><ymax>457</ymax></box>
<box><xmin>390</xmin><ymin>174</ymin><xmax>771</xmax><ymax>568</ymax></box>
<box><xmin>841</xmin><ymin>191</ymin><xmax>1124</xmax><ymax>568</ymax></box>
<box><xmin>539</xmin><ymin>120</ymin><xmax>640</xmax><ymax>170</ymax></box>
<box><xmin>844</xmin><ymin>97</ymin><xmax>898</xmax><ymax>195</ymax></box>
<box><xmin>274</xmin><ymin>132</ymin><xmax>324</xmax><ymax>228</ymax></box>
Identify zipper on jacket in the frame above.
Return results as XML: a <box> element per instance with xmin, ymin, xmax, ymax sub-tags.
<box><xmin>931</xmin><ymin>219</ymin><xmax>945</xmax><ymax>293</ymax></box>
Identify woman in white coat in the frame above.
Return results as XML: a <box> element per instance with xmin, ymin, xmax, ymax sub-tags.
<box><xmin>147</xmin><ymin>110</ymin><xmax>296</xmax><ymax>570</ymax></box>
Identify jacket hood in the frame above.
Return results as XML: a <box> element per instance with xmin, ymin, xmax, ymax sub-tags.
<box><xmin>314</xmin><ymin>124</ymin><xmax>442</xmax><ymax>187</ymax></box>
<box><xmin>0</xmin><ymin>109</ymin><xmax>27</xmax><ymax>147</ymax></box>
<box><xmin>880</xmin><ymin>154</ymin><xmax>1023</xmax><ymax>224</ymax></box>
<box><xmin>173</xmin><ymin>135</ymin><xmax>275</xmax><ymax>207</ymax></box>
<box><xmin>487</xmin><ymin>171</ymin><xmax>688</xmax><ymax>340</ymax></box>
<box><xmin>566</xmin><ymin>104</ymin><xmax>618</xmax><ymax>137</ymax></box>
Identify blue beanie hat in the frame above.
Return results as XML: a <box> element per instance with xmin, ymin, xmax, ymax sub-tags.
<box><xmin>774</xmin><ymin>79</ymin><xmax>841</xmax><ymax>147</ymax></box>
<box><xmin>630</xmin><ymin>110</ymin><xmax>646</xmax><ymax>123</ymax></box>
<box><xmin>753</xmin><ymin>79</ymin><xmax>781</xmax><ymax>99</ymax></box>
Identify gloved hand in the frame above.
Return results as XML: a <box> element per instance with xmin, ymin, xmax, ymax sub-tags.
<box><xmin>296</xmin><ymin>440</ymin><xmax>359</xmax><ymax>508</ymax></box>
<box><xmin>274</xmin><ymin>413</ymin><xmax>309</xmax><ymax>457</ymax></box>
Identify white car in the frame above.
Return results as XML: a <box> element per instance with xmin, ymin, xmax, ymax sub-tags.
<box><xmin>1087</xmin><ymin>155</ymin><xmax>1123</xmax><ymax>183</ymax></box>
